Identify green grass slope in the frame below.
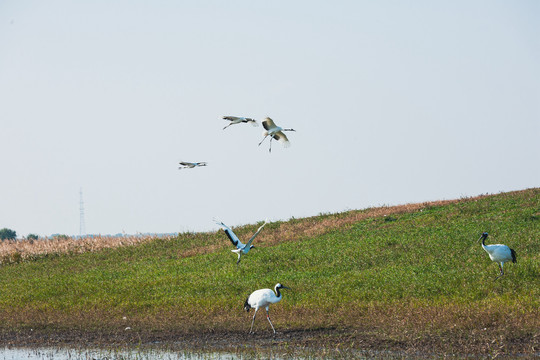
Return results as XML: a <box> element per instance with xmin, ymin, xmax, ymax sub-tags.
<box><xmin>0</xmin><ymin>189</ymin><xmax>538</xmax><ymax>351</ymax></box>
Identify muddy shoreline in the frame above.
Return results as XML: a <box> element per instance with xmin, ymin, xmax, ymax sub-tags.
<box><xmin>1</xmin><ymin>328</ymin><xmax>538</xmax><ymax>358</ymax></box>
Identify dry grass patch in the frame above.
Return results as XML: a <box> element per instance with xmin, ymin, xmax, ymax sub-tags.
<box><xmin>0</xmin><ymin>234</ymin><xmax>174</xmax><ymax>264</ymax></box>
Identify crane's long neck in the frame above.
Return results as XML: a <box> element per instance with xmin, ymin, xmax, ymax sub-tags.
<box><xmin>481</xmin><ymin>236</ymin><xmax>491</xmax><ymax>254</ymax></box>
<box><xmin>274</xmin><ymin>286</ymin><xmax>283</xmax><ymax>299</ymax></box>
<box><xmin>481</xmin><ymin>236</ymin><xmax>490</xmax><ymax>249</ymax></box>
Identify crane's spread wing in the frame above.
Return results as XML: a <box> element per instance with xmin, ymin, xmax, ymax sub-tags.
<box><xmin>262</xmin><ymin>117</ymin><xmax>276</xmax><ymax>131</ymax></box>
<box><xmin>179</xmin><ymin>161</ymin><xmax>206</xmax><ymax>167</ymax></box>
<box><xmin>223</xmin><ymin>116</ymin><xmax>258</xmax><ymax>126</ymax></box>
<box><xmin>272</xmin><ymin>132</ymin><xmax>290</xmax><ymax>147</ymax></box>
<box><xmin>214</xmin><ymin>219</ymin><xmax>243</xmax><ymax>248</ymax></box>
<box><xmin>179</xmin><ymin>161</ymin><xmax>197</xmax><ymax>168</ymax></box>
<box><xmin>223</xmin><ymin>116</ymin><xmax>242</xmax><ymax>121</ymax></box>
<box><xmin>245</xmin><ymin>219</ymin><xmax>269</xmax><ymax>248</ymax></box>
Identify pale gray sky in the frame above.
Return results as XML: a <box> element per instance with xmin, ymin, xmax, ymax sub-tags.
<box><xmin>1</xmin><ymin>1</ymin><xmax>539</xmax><ymax>237</ymax></box>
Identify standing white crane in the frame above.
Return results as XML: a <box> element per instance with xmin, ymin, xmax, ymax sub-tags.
<box><xmin>222</xmin><ymin>116</ymin><xmax>259</xmax><ymax>130</ymax></box>
<box><xmin>214</xmin><ymin>218</ymin><xmax>268</xmax><ymax>264</ymax></box>
<box><xmin>258</xmin><ymin>117</ymin><xmax>296</xmax><ymax>152</ymax></box>
<box><xmin>244</xmin><ymin>283</ymin><xmax>290</xmax><ymax>334</ymax></box>
<box><xmin>178</xmin><ymin>161</ymin><xmax>207</xmax><ymax>169</ymax></box>
<box><xmin>479</xmin><ymin>232</ymin><xmax>517</xmax><ymax>280</ymax></box>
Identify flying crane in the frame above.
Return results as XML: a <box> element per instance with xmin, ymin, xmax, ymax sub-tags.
<box><xmin>258</xmin><ymin>117</ymin><xmax>296</xmax><ymax>152</ymax></box>
<box><xmin>214</xmin><ymin>218</ymin><xmax>268</xmax><ymax>264</ymax></box>
<box><xmin>178</xmin><ymin>161</ymin><xmax>207</xmax><ymax>169</ymax></box>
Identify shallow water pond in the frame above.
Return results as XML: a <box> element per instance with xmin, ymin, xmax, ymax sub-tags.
<box><xmin>0</xmin><ymin>346</ymin><xmax>410</xmax><ymax>360</ymax></box>
<box><xmin>3</xmin><ymin>347</ymin><xmax>228</xmax><ymax>360</ymax></box>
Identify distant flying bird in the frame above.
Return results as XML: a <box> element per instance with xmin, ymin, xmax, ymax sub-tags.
<box><xmin>178</xmin><ymin>161</ymin><xmax>207</xmax><ymax>169</ymax></box>
<box><xmin>479</xmin><ymin>232</ymin><xmax>517</xmax><ymax>280</ymax></box>
<box><xmin>222</xmin><ymin>116</ymin><xmax>259</xmax><ymax>130</ymax></box>
<box><xmin>258</xmin><ymin>117</ymin><xmax>296</xmax><ymax>152</ymax></box>
<box><xmin>244</xmin><ymin>283</ymin><xmax>290</xmax><ymax>334</ymax></box>
<box><xmin>214</xmin><ymin>218</ymin><xmax>268</xmax><ymax>264</ymax></box>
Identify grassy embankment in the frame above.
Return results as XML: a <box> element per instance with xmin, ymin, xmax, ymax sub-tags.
<box><xmin>0</xmin><ymin>188</ymin><xmax>538</xmax><ymax>354</ymax></box>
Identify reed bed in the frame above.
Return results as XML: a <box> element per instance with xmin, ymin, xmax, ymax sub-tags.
<box><xmin>0</xmin><ymin>234</ymin><xmax>174</xmax><ymax>264</ymax></box>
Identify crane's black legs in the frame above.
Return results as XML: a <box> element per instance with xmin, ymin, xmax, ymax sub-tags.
<box><xmin>258</xmin><ymin>135</ymin><xmax>268</xmax><ymax>146</ymax></box>
<box><xmin>249</xmin><ymin>308</ymin><xmax>276</xmax><ymax>334</ymax></box>
<box><xmin>494</xmin><ymin>263</ymin><xmax>504</xmax><ymax>281</ymax></box>
<box><xmin>249</xmin><ymin>308</ymin><xmax>258</xmax><ymax>333</ymax></box>
<box><xmin>266</xmin><ymin>310</ymin><xmax>276</xmax><ymax>333</ymax></box>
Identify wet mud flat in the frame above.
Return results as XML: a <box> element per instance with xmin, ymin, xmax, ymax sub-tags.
<box><xmin>1</xmin><ymin>327</ymin><xmax>538</xmax><ymax>359</ymax></box>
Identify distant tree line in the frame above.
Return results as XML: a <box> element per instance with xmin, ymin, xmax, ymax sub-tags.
<box><xmin>0</xmin><ymin>228</ymin><xmax>16</xmax><ymax>240</ymax></box>
<box><xmin>0</xmin><ymin>228</ymin><xmax>40</xmax><ymax>241</ymax></box>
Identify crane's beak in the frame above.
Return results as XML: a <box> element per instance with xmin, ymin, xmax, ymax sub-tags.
<box><xmin>282</xmin><ymin>285</ymin><xmax>290</xmax><ymax>290</ymax></box>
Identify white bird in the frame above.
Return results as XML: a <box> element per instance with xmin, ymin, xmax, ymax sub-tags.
<box><xmin>178</xmin><ymin>161</ymin><xmax>207</xmax><ymax>169</ymax></box>
<box><xmin>258</xmin><ymin>117</ymin><xmax>296</xmax><ymax>152</ymax></box>
<box><xmin>214</xmin><ymin>219</ymin><xmax>268</xmax><ymax>264</ymax></box>
<box><xmin>479</xmin><ymin>232</ymin><xmax>517</xmax><ymax>280</ymax></box>
<box><xmin>222</xmin><ymin>116</ymin><xmax>259</xmax><ymax>130</ymax></box>
<box><xmin>244</xmin><ymin>283</ymin><xmax>290</xmax><ymax>334</ymax></box>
